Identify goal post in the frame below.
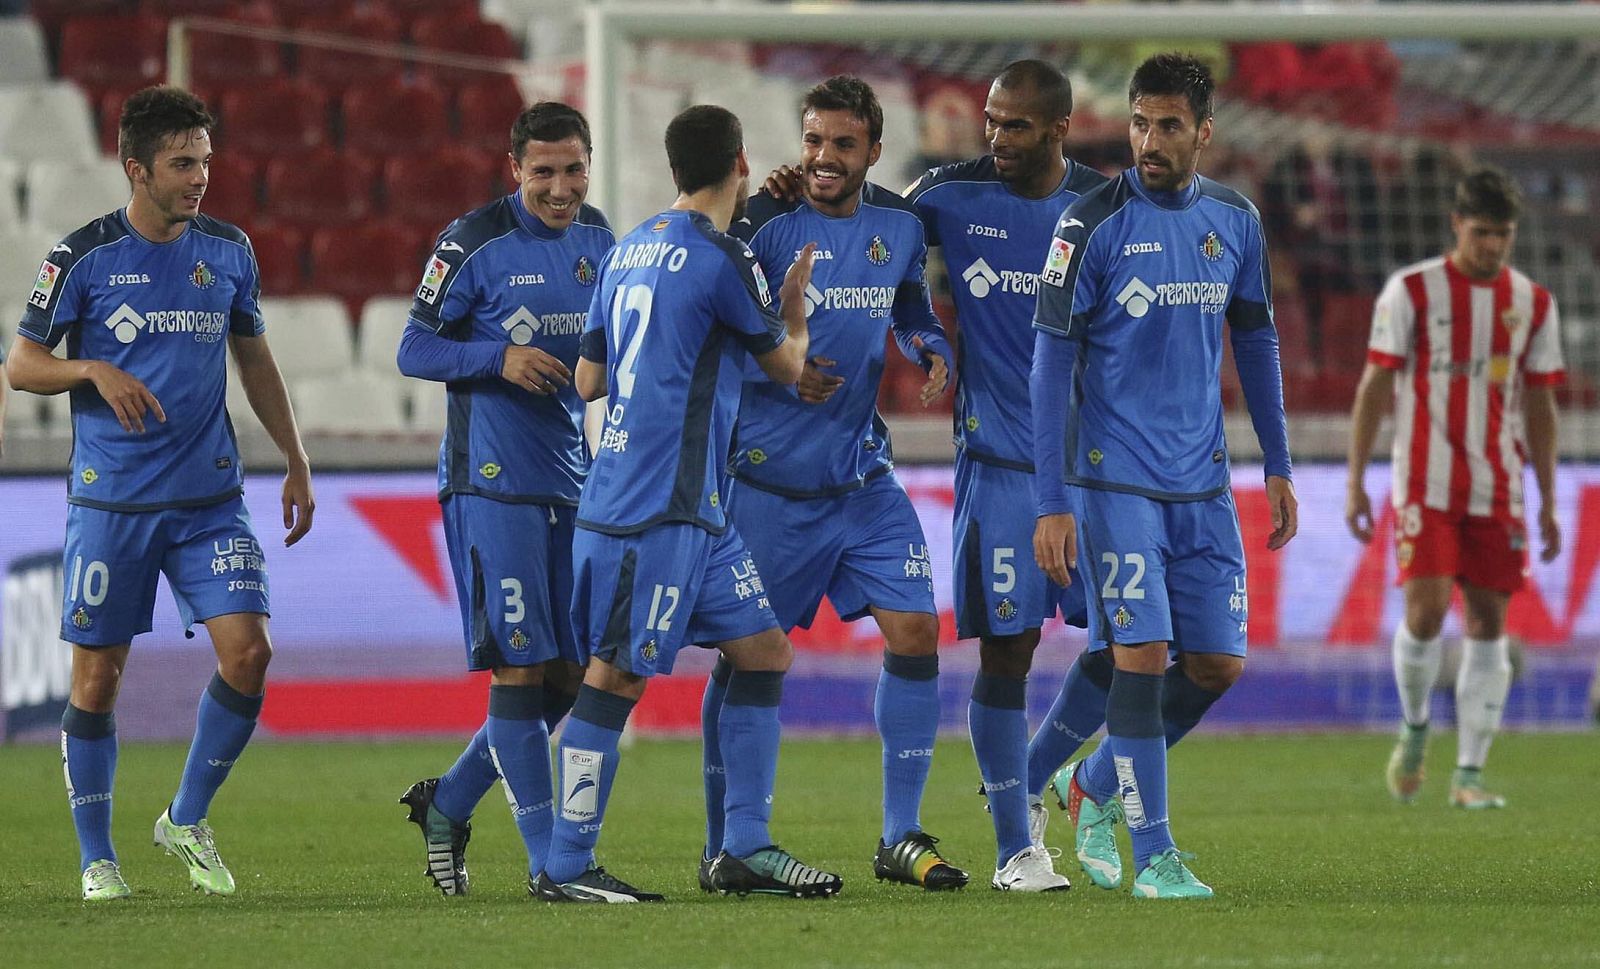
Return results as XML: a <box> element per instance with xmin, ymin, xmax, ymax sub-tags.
<box><xmin>584</xmin><ymin>2</ymin><xmax>1600</xmax><ymax>217</ymax></box>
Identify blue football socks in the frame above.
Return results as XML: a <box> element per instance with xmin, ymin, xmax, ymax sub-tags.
<box><xmin>433</xmin><ymin>724</ymin><xmax>496</xmax><ymax>823</ymax></box>
<box><xmin>1104</xmin><ymin>669</ymin><xmax>1175</xmax><ymax>872</ymax></box>
<box><xmin>543</xmin><ymin>686</ymin><xmax>633</xmax><ymax>882</ymax></box>
<box><xmin>1026</xmin><ymin>649</ymin><xmax>1112</xmax><ymax>796</ymax></box>
<box><xmin>876</xmin><ymin>651</ymin><xmax>940</xmax><ymax>844</ymax></box>
<box><xmin>487</xmin><ymin>685</ymin><xmax>555</xmax><ymax>876</ymax></box>
<box><xmin>170</xmin><ymin>672</ymin><xmax>262</xmax><ymax>826</ymax></box>
<box><xmin>62</xmin><ymin>704</ymin><xmax>118</xmax><ymax>870</ymax></box>
<box><xmin>970</xmin><ymin>672</ymin><xmax>1030</xmax><ymax>865</ymax></box>
<box><xmin>699</xmin><ymin>658</ymin><xmax>733</xmax><ymax>858</ymax></box>
<box><xmin>718</xmin><ymin>669</ymin><xmax>784</xmax><ymax>858</ymax></box>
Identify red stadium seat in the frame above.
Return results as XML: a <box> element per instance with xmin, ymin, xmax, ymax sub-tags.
<box><xmin>307</xmin><ymin>219</ymin><xmax>430</xmax><ymax>318</ymax></box>
<box><xmin>380</xmin><ymin>146</ymin><xmax>501</xmax><ymax>226</ymax></box>
<box><xmin>188</xmin><ymin>2</ymin><xmax>283</xmax><ymax>87</ymax></box>
<box><xmin>27</xmin><ymin>0</ymin><xmax>128</xmax><ymax>42</ymax></box>
<box><xmin>410</xmin><ymin>13</ymin><xmax>519</xmax><ymax>86</ymax></box>
<box><xmin>244</xmin><ymin>221</ymin><xmax>307</xmax><ymax>295</ymax></box>
<box><xmin>263</xmin><ymin>148</ymin><xmax>378</xmax><ymax>226</ymax></box>
<box><xmin>58</xmin><ymin>15</ymin><xmax>167</xmax><ymax>91</ymax></box>
<box><xmin>196</xmin><ymin>151</ymin><xmax>262</xmax><ymax>228</ymax></box>
<box><xmin>139</xmin><ymin>0</ymin><xmax>239</xmax><ymax>16</ymax></box>
<box><xmin>341</xmin><ymin>76</ymin><xmax>450</xmax><ymax>154</ymax></box>
<box><xmin>294</xmin><ymin>5</ymin><xmax>408</xmax><ymax>94</ymax></box>
<box><xmin>217</xmin><ymin>78</ymin><xmax>330</xmax><ymax>157</ymax></box>
<box><xmin>455</xmin><ymin>75</ymin><xmax>527</xmax><ymax>154</ymax></box>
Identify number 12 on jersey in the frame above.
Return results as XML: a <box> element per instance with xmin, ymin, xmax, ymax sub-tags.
<box><xmin>608</xmin><ymin>284</ymin><xmax>654</xmax><ymax>399</ymax></box>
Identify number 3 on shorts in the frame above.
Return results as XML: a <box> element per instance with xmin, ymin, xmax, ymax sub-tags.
<box><xmin>1099</xmin><ymin>552</ymin><xmax>1146</xmax><ymax>600</ymax></box>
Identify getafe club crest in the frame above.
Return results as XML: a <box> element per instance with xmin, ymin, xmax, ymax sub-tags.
<box><xmin>1200</xmin><ymin>231</ymin><xmax>1225</xmax><ymax>261</ymax></box>
<box><xmin>573</xmin><ymin>255</ymin><xmax>597</xmax><ymax>286</ymax></box>
<box><xmin>1112</xmin><ymin>605</ymin><xmax>1134</xmax><ymax>630</ymax></box>
<box><xmin>509</xmin><ymin>628</ymin><xmax>529</xmax><ymax>652</ymax></box>
<box><xmin>866</xmin><ymin>235</ymin><xmax>891</xmax><ymax>266</ymax></box>
<box><xmin>71</xmin><ymin>606</ymin><xmax>93</xmax><ymax>631</ymax></box>
<box><xmin>996</xmin><ymin>598</ymin><xmax>1018</xmax><ymax>622</ymax></box>
<box><xmin>191</xmin><ymin>260</ymin><xmax>217</xmax><ymax>289</ymax></box>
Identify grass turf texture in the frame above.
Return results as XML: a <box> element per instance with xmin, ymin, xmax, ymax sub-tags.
<box><xmin>2</xmin><ymin>734</ymin><xmax>1596</xmax><ymax>969</ymax></box>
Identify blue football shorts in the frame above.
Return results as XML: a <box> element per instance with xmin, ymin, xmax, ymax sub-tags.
<box><xmin>442</xmin><ymin>493</ymin><xmax>580</xmax><ymax>671</ymax></box>
<box><xmin>60</xmin><ymin>495</ymin><xmax>269</xmax><ymax>646</ymax></box>
<box><xmin>1075</xmin><ymin>487</ymin><xmax>1248</xmax><ymax>656</ymax></box>
<box><xmin>726</xmin><ymin>472</ymin><xmax>936</xmax><ymax>632</ymax></box>
<box><xmin>953</xmin><ymin>451</ymin><xmax>1087</xmax><ymax>640</ymax></box>
<box><xmin>570</xmin><ymin>522</ymin><xmax>779</xmax><ymax>677</ymax></box>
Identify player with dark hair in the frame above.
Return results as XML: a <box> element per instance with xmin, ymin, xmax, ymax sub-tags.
<box><xmin>1032</xmin><ymin>53</ymin><xmax>1296</xmax><ymax>898</ymax></box>
<box><xmin>905</xmin><ymin>59</ymin><xmax>1105</xmax><ymax>892</ymax></box>
<box><xmin>394</xmin><ymin>101</ymin><xmax>615</xmax><ymax>896</ymax></box>
<box><xmin>538</xmin><ymin>104</ymin><xmax>842</xmax><ymax>902</ymax></box>
<box><xmin>6</xmin><ymin>85</ymin><xmax>314</xmax><ymax>900</ymax></box>
<box><xmin>1347</xmin><ymin>166</ymin><xmax>1563</xmax><ymax>810</ymax></box>
<box><xmin>700</xmin><ymin>75</ymin><xmax>965</xmax><ymax>893</ymax></box>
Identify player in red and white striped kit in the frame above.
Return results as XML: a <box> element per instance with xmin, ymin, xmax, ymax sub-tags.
<box><xmin>1345</xmin><ymin>167</ymin><xmax>1563</xmax><ymax>810</ymax></box>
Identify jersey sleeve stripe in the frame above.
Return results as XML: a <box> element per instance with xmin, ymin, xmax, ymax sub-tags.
<box><xmin>1525</xmin><ymin>370</ymin><xmax>1566</xmax><ymax>386</ymax></box>
<box><xmin>1367</xmin><ymin>348</ymin><xmax>1406</xmax><ymax>369</ymax></box>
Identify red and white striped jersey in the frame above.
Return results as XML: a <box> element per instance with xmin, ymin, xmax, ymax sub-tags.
<box><xmin>1367</xmin><ymin>256</ymin><xmax>1564</xmax><ymax>520</ymax></box>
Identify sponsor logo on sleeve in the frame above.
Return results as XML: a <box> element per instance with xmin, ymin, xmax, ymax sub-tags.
<box><xmin>30</xmin><ymin>261</ymin><xmax>61</xmax><ymax>309</ymax></box>
<box><xmin>417</xmin><ymin>256</ymin><xmax>450</xmax><ymax>304</ymax></box>
<box><xmin>1041</xmin><ymin>237</ymin><xmax>1074</xmax><ymax>288</ymax></box>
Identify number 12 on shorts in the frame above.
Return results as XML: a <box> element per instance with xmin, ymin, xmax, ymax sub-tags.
<box><xmin>646</xmin><ymin>584</ymin><xmax>679</xmax><ymax>632</ymax></box>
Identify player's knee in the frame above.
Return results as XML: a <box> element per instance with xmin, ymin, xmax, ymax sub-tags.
<box><xmin>978</xmin><ymin>630</ymin><xmax>1039</xmax><ymax>678</ymax></box>
<box><xmin>1404</xmin><ymin>605</ymin><xmax>1448</xmax><ymax>641</ymax></box>
<box><xmin>1462</xmin><ymin>613</ymin><xmax>1505</xmax><ymax>641</ymax></box>
<box><xmin>1182</xmin><ymin>654</ymin><xmax>1244</xmax><ymax>694</ymax></box>
<box><xmin>491</xmin><ymin>664</ymin><xmax>544</xmax><ymax>687</ymax></box>
<box><xmin>725</xmin><ymin>629</ymin><xmax>793</xmax><ymax>674</ymax></box>
<box><xmin>885</xmin><ymin>612</ymin><xmax>940</xmax><ymax>655</ymax></box>
<box><xmin>70</xmin><ymin>649</ymin><xmax>126</xmax><ymax>711</ymax></box>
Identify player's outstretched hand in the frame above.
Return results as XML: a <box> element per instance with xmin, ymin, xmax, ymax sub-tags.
<box><xmin>1033</xmin><ymin>512</ymin><xmax>1077</xmax><ymax>588</ymax></box>
<box><xmin>282</xmin><ymin>462</ymin><xmax>315</xmax><ymax>547</ymax></box>
<box><xmin>762</xmin><ymin>164</ymin><xmax>803</xmax><ymax>202</ymax></box>
<box><xmin>1539</xmin><ymin>503</ymin><xmax>1562</xmax><ymax>563</ymax></box>
<box><xmin>1267</xmin><ymin>475</ymin><xmax>1299</xmax><ymax>550</ymax></box>
<box><xmin>798</xmin><ymin>356</ymin><xmax>845</xmax><ymax>404</ymax></box>
<box><xmin>88</xmin><ymin>361</ymin><xmax>165</xmax><ymax>433</ymax></box>
<box><xmin>781</xmin><ymin>243</ymin><xmax>818</xmax><ymax>313</ymax></box>
<box><xmin>502</xmin><ymin>346</ymin><xmax>572</xmax><ymax>395</ymax></box>
<box><xmin>914</xmin><ymin>336</ymin><xmax>948</xmax><ymax>405</ymax></box>
<box><xmin>1344</xmin><ymin>481</ymin><xmax>1374</xmax><ymax>544</ymax></box>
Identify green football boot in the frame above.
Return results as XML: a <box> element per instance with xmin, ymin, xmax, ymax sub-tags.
<box><xmin>153</xmin><ymin>809</ymin><xmax>236</xmax><ymax>896</ymax></box>
<box><xmin>1132</xmin><ymin>849</ymin><xmax>1213</xmax><ymax>900</ymax></box>
<box><xmin>1449</xmin><ymin>767</ymin><xmax>1507</xmax><ymax>810</ymax></box>
<box><xmin>81</xmin><ymin>859</ymin><xmax>131</xmax><ymax>901</ymax></box>
<box><xmin>1048</xmin><ymin>761</ymin><xmax>1124</xmax><ymax>890</ymax></box>
<box><xmin>1386</xmin><ymin>722</ymin><xmax>1429</xmax><ymax>804</ymax></box>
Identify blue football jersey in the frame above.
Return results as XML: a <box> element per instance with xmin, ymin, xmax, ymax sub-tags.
<box><xmin>1033</xmin><ymin>170</ymin><xmax>1275</xmax><ymax>501</ymax></box>
<box><xmin>17</xmin><ymin>210</ymin><xmax>263</xmax><ymax>511</ymax></box>
<box><xmin>910</xmin><ymin>156</ymin><xmax>1107</xmax><ymax>470</ymax></box>
<box><xmin>407</xmin><ymin>193</ymin><xmax>615</xmax><ymax>505</ymax></box>
<box><xmin>729</xmin><ymin>183</ymin><xmax>949</xmax><ymax>497</ymax></box>
<box><xmin>576</xmin><ymin>209</ymin><xmax>786</xmax><ymax>535</ymax></box>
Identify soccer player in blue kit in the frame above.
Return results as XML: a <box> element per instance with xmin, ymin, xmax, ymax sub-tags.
<box><xmin>394</xmin><ymin>102</ymin><xmax>614</xmax><ymax>897</ymax></box>
<box><xmin>5</xmin><ymin>87</ymin><xmax>314</xmax><ymax>900</ymax></box>
<box><xmin>538</xmin><ymin>105</ymin><xmax>842</xmax><ymax>902</ymax></box>
<box><xmin>906</xmin><ymin>60</ymin><xmax>1105</xmax><ymax>892</ymax></box>
<box><xmin>704</xmin><ymin>75</ymin><xmax>966</xmax><ymax>892</ymax></box>
<box><xmin>1031</xmin><ymin>54</ymin><xmax>1298</xmax><ymax>898</ymax></box>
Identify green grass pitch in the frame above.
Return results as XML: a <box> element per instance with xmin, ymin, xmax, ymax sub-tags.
<box><xmin>2</xmin><ymin>733</ymin><xmax>1596</xmax><ymax>968</ymax></box>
